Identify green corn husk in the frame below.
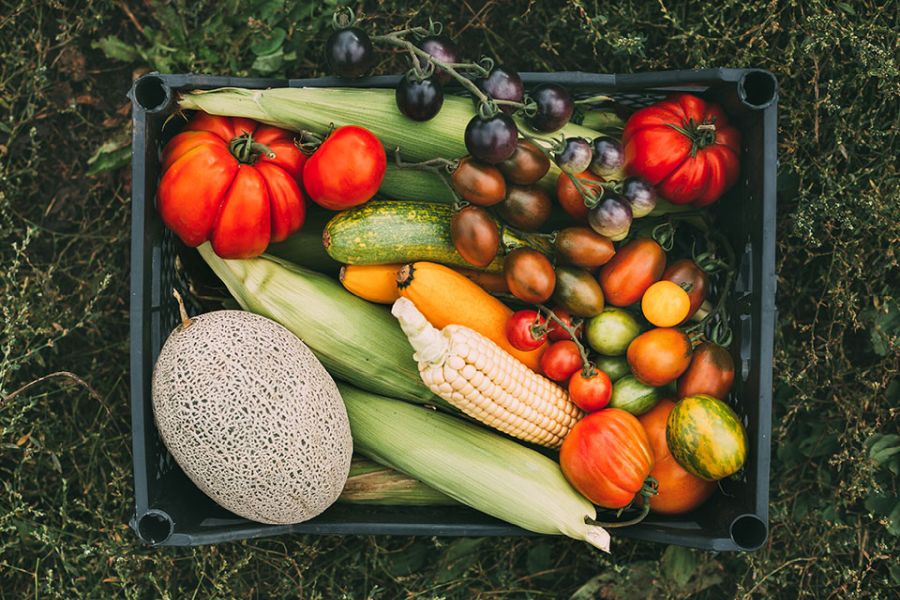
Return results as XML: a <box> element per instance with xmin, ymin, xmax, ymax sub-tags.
<box><xmin>578</xmin><ymin>108</ymin><xmax>626</xmax><ymax>134</ymax></box>
<box><xmin>177</xmin><ymin>87</ymin><xmax>604</xmax><ymax>196</ymax></box>
<box><xmin>196</xmin><ymin>243</ymin><xmax>451</xmax><ymax>410</ymax></box>
<box><xmin>266</xmin><ymin>205</ymin><xmax>341</xmax><ymax>274</ymax></box>
<box><xmin>340</xmin><ymin>383</ymin><xmax>611</xmax><ymax>552</ymax></box>
<box><xmin>377</xmin><ymin>163</ymin><xmax>458</xmax><ymax>204</ymax></box>
<box><xmin>338</xmin><ymin>456</ymin><xmax>457</xmax><ymax>506</ymax></box>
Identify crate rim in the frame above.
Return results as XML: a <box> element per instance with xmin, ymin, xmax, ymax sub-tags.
<box><xmin>129</xmin><ymin>68</ymin><xmax>776</xmax><ymax>552</ymax></box>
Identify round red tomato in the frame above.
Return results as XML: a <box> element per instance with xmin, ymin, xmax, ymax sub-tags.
<box><xmin>158</xmin><ymin>112</ymin><xmax>307</xmax><ymax>259</ymax></box>
<box><xmin>560</xmin><ymin>408</ymin><xmax>654</xmax><ymax>509</ymax></box>
<box><xmin>623</xmin><ymin>93</ymin><xmax>741</xmax><ymax>207</ymax></box>
<box><xmin>597</xmin><ymin>238</ymin><xmax>666</xmax><ymax>307</ymax></box>
<box><xmin>568</xmin><ymin>368</ymin><xmax>612</xmax><ymax>412</ymax></box>
<box><xmin>540</xmin><ymin>340</ymin><xmax>582</xmax><ymax>382</ymax></box>
<box><xmin>547</xmin><ymin>307</ymin><xmax>583</xmax><ymax>342</ymax></box>
<box><xmin>303</xmin><ymin>125</ymin><xmax>386</xmax><ymax>210</ymax></box>
<box><xmin>505</xmin><ymin>310</ymin><xmax>547</xmax><ymax>351</ymax></box>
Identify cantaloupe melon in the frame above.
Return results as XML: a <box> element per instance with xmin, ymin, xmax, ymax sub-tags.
<box><xmin>151</xmin><ymin>306</ymin><xmax>351</xmax><ymax>524</ymax></box>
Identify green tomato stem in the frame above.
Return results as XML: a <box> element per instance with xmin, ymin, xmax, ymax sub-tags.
<box><xmin>371</xmin><ymin>31</ymin><xmax>496</xmax><ymax>114</ymax></box>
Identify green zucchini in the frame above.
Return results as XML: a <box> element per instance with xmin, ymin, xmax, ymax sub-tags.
<box><xmin>322</xmin><ymin>200</ymin><xmax>554</xmax><ymax>272</ymax></box>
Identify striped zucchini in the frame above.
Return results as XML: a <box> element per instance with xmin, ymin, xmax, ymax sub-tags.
<box><xmin>196</xmin><ymin>243</ymin><xmax>451</xmax><ymax>411</ymax></box>
<box><xmin>322</xmin><ymin>200</ymin><xmax>553</xmax><ymax>271</ymax></box>
<box><xmin>666</xmin><ymin>394</ymin><xmax>748</xmax><ymax>481</ymax></box>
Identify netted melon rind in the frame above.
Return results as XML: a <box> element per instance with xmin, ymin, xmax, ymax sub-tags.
<box><xmin>151</xmin><ymin>310</ymin><xmax>352</xmax><ymax>524</ymax></box>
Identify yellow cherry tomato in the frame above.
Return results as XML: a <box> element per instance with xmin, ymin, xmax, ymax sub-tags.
<box><xmin>642</xmin><ymin>280</ymin><xmax>691</xmax><ymax>327</ymax></box>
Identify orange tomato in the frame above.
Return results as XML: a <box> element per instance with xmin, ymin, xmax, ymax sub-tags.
<box><xmin>627</xmin><ymin>328</ymin><xmax>693</xmax><ymax>386</ymax></box>
<box><xmin>642</xmin><ymin>281</ymin><xmax>691</xmax><ymax>327</ymax></box>
<box><xmin>638</xmin><ymin>400</ymin><xmax>716</xmax><ymax>514</ymax></box>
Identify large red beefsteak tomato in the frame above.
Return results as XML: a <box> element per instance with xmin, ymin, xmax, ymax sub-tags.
<box><xmin>158</xmin><ymin>112</ymin><xmax>307</xmax><ymax>259</ymax></box>
<box><xmin>560</xmin><ymin>408</ymin><xmax>654</xmax><ymax>509</ymax></box>
<box><xmin>623</xmin><ymin>94</ymin><xmax>741</xmax><ymax>207</ymax></box>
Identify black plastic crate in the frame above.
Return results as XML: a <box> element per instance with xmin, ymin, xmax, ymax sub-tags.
<box><xmin>129</xmin><ymin>69</ymin><xmax>777</xmax><ymax>551</ymax></box>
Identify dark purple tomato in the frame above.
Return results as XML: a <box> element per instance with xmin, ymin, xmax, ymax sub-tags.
<box><xmin>396</xmin><ymin>75</ymin><xmax>444</xmax><ymax>121</ymax></box>
<box><xmin>325</xmin><ymin>27</ymin><xmax>375</xmax><ymax>78</ymax></box>
<box><xmin>529</xmin><ymin>84</ymin><xmax>574</xmax><ymax>132</ymax></box>
<box><xmin>416</xmin><ymin>36</ymin><xmax>459</xmax><ymax>84</ymax></box>
<box><xmin>589</xmin><ymin>136</ymin><xmax>625</xmax><ymax>178</ymax></box>
<box><xmin>464</xmin><ymin>113</ymin><xmax>518</xmax><ymax>164</ymax></box>
<box><xmin>477</xmin><ymin>65</ymin><xmax>524</xmax><ymax>113</ymax></box>
<box><xmin>588</xmin><ymin>192</ymin><xmax>633</xmax><ymax>242</ymax></box>
<box><xmin>621</xmin><ymin>176</ymin><xmax>657</xmax><ymax>218</ymax></box>
<box><xmin>556</xmin><ymin>137</ymin><xmax>593</xmax><ymax>174</ymax></box>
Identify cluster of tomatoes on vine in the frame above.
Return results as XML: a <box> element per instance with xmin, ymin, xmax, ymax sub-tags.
<box><xmin>323</xmin><ymin>8</ymin><xmax>652</xmax><ymax>236</ymax></box>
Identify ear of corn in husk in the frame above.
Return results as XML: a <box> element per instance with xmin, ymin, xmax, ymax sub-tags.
<box><xmin>196</xmin><ymin>243</ymin><xmax>451</xmax><ymax>411</ymax></box>
<box><xmin>176</xmin><ymin>87</ymin><xmax>613</xmax><ymax>197</ymax></box>
<box><xmin>338</xmin><ymin>456</ymin><xmax>457</xmax><ymax>506</ymax></box>
<box><xmin>340</xmin><ymin>382</ymin><xmax>610</xmax><ymax>552</ymax></box>
<box><xmin>391</xmin><ymin>297</ymin><xmax>583</xmax><ymax>448</ymax></box>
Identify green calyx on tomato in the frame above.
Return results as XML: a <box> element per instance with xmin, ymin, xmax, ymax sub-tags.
<box><xmin>228</xmin><ymin>133</ymin><xmax>275</xmax><ymax>164</ymax></box>
<box><xmin>664</xmin><ymin>118</ymin><xmax>718</xmax><ymax>157</ymax></box>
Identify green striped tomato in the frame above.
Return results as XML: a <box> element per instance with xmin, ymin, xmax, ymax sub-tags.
<box><xmin>666</xmin><ymin>394</ymin><xmax>748</xmax><ymax>481</ymax></box>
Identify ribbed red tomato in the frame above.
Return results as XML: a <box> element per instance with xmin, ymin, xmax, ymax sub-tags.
<box><xmin>560</xmin><ymin>408</ymin><xmax>655</xmax><ymax>509</ymax></box>
<box><xmin>158</xmin><ymin>112</ymin><xmax>307</xmax><ymax>259</ymax></box>
<box><xmin>303</xmin><ymin>125</ymin><xmax>387</xmax><ymax>210</ymax></box>
<box><xmin>623</xmin><ymin>93</ymin><xmax>741</xmax><ymax>207</ymax></box>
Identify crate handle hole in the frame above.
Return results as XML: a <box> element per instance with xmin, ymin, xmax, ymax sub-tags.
<box><xmin>137</xmin><ymin>510</ymin><xmax>174</xmax><ymax>544</ymax></box>
<box><xmin>738</xmin><ymin>71</ymin><xmax>777</xmax><ymax>109</ymax></box>
<box><xmin>134</xmin><ymin>75</ymin><xmax>171</xmax><ymax>112</ymax></box>
<box><xmin>730</xmin><ymin>514</ymin><xmax>767</xmax><ymax>550</ymax></box>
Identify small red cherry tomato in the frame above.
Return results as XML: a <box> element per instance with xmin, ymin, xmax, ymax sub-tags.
<box><xmin>505</xmin><ymin>310</ymin><xmax>548</xmax><ymax>352</ymax></box>
<box><xmin>540</xmin><ymin>340</ymin><xmax>583</xmax><ymax>382</ymax></box>
<box><xmin>568</xmin><ymin>368</ymin><xmax>612</xmax><ymax>412</ymax></box>
<box><xmin>547</xmin><ymin>308</ymin><xmax>583</xmax><ymax>342</ymax></box>
<box><xmin>303</xmin><ymin>125</ymin><xmax>387</xmax><ymax>210</ymax></box>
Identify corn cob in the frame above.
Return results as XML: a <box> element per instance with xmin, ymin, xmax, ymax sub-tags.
<box><xmin>338</xmin><ymin>456</ymin><xmax>457</xmax><ymax>506</ymax></box>
<box><xmin>391</xmin><ymin>297</ymin><xmax>582</xmax><ymax>448</ymax></box>
<box><xmin>196</xmin><ymin>243</ymin><xmax>451</xmax><ymax>411</ymax></box>
<box><xmin>340</xmin><ymin>383</ymin><xmax>610</xmax><ymax>552</ymax></box>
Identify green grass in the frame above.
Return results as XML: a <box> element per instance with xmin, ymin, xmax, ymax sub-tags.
<box><xmin>1</xmin><ymin>0</ymin><xmax>897</xmax><ymax>597</ymax></box>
